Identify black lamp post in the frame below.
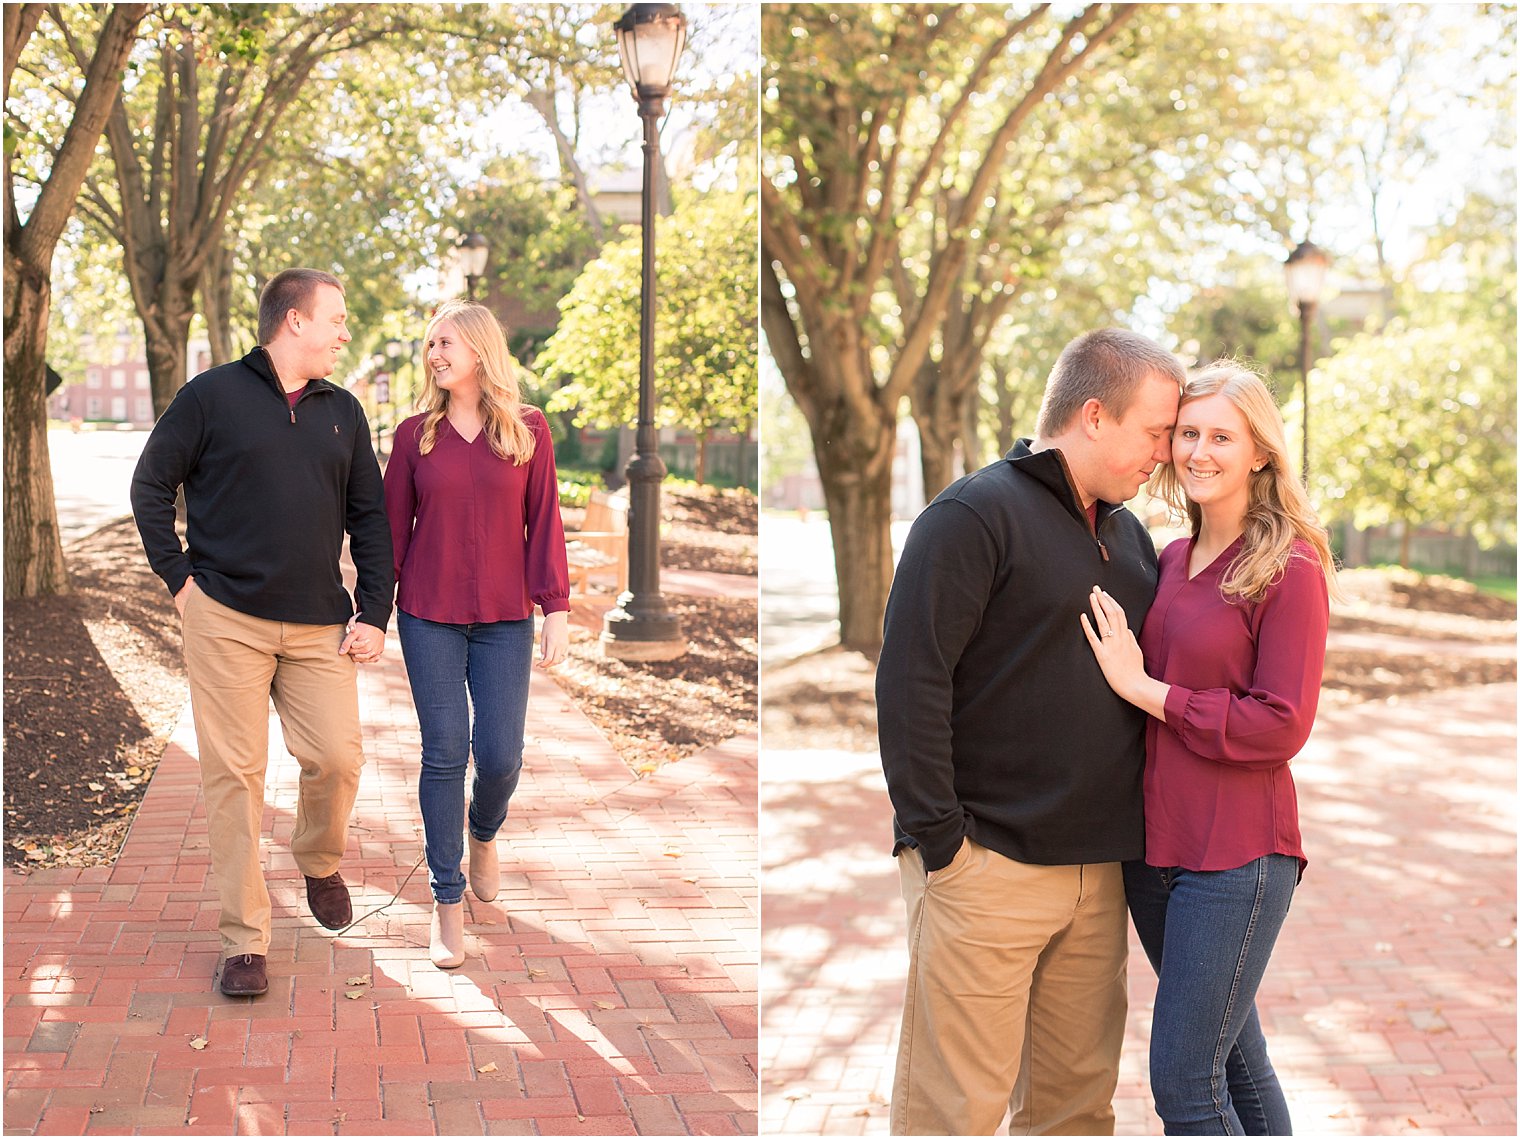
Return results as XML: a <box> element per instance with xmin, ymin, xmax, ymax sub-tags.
<box><xmin>456</xmin><ymin>232</ymin><xmax>489</xmax><ymax>301</ymax></box>
<box><xmin>1284</xmin><ymin>239</ymin><xmax>1330</xmax><ymax>483</ymax></box>
<box><xmin>601</xmin><ymin>2</ymin><xmax>688</xmax><ymax>661</ymax></box>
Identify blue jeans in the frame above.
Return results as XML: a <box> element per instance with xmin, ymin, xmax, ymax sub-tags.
<box><xmin>1124</xmin><ymin>855</ymin><xmax>1298</xmax><ymax>1136</ymax></box>
<box><xmin>397</xmin><ymin>611</ymin><xmax>533</xmax><ymax>905</ymax></box>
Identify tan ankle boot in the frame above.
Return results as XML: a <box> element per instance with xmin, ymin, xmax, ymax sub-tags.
<box><xmin>468</xmin><ymin>834</ymin><xmax>500</xmax><ymax>902</ymax></box>
<box><xmin>430</xmin><ymin>900</ymin><xmax>465</xmax><ymax>969</ymax></box>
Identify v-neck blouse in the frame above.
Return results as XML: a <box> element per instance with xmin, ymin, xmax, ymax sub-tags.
<box><xmin>1136</xmin><ymin>535</ymin><xmax>1329</xmax><ymax>874</ymax></box>
<box><xmin>384</xmin><ymin>409</ymin><xmax>570</xmax><ymax>623</ymax></box>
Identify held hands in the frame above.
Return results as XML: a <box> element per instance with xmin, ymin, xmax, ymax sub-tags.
<box><xmin>536</xmin><ymin>610</ymin><xmax>569</xmax><ymax>670</ymax></box>
<box><xmin>340</xmin><ymin>618</ymin><xmax>386</xmax><ymax>665</ymax></box>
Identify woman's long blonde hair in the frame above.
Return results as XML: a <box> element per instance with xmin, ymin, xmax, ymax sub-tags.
<box><xmin>1151</xmin><ymin>360</ymin><xmax>1338</xmax><ymax>603</ymax></box>
<box><xmin>416</xmin><ymin>300</ymin><xmax>536</xmax><ymax>465</ymax></box>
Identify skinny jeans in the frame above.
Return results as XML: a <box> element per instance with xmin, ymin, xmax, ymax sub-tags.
<box><xmin>397</xmin><ymin>610</ymin><xmax>532</xmax><ymax>905</ymax></box>
<box><xmin>1123</xmin><ymin>855</ymin><xmax>1298</xmax><ymax>1136</ymax></box>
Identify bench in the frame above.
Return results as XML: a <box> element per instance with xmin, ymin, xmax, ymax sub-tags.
<box><xmin>565</xmin><ymin>489</ymin><xmax>629</xmax><ymax>598</ymax></box>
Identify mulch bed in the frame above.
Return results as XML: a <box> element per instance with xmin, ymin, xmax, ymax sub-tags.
<box><xmin>555</xmin><ymin>595</ymin><xmax>757</xmax><ymax>772</ymax></box>
<box><xmin>761</xmin><ymin>571</ymin><xmax>1517</xmax><ymax>753</ymax></box>
<box><xmin>4</xmin><ymin>519</ymin><xmax>185</xmax><ymax>867</ymax></box>
<box><xmin>3</xmin><ymin>487</ymin><xmax>756</xmax><ymax>870</ymax></box>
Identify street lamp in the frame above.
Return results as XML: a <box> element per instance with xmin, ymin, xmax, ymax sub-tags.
<box><xmin>1284</xmin><ymin>239</ymin><xmax>1330</xmax><ymax>483</ymax></box>
<box><xmin>601</xmin><ymin>2</ymin><xmax>688</xmax><ymax>662</ymax></box>
<box><xmin>456</xmin><ymin>232</ymin><xmax>489</xmax><ymax>301</ymax></box>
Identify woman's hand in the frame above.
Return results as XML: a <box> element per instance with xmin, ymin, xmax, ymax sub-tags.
<box><xmin>1079</xmin><ymin>587</ymin><xmax>1169</xmax><ymax>718</ymax></box>
<box><xmin>340</xmin><ymin>618</ymin><xmax>386</xmax><ymax>665</ymax></box>
<box><xmin>536</xmin><ymin>610</ymin><xmax>569</xmax><ymax>669</ymax></box>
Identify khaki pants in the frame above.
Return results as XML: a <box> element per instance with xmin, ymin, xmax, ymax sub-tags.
<box><xmin>890</xmin><ymin>839</ymin><xmax>1128</xmax><ymax>1136</ymax></box>
<box><xmin>181</xmin><ymin>588</ymin><xmax>364</xmax><ymax>955</ymax></box>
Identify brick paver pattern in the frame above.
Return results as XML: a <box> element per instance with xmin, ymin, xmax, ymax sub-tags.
<box><xmin>760</xmin><ymin>682</ymin><xmax>1517</xmax><ymax>1136</ymax></box>
<box><xmin>5</xmin><ymin>629</ymin><xmax>758</xmax><ymax>1136</ymax></box>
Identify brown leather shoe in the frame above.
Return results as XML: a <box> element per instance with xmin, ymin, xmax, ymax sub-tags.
<box><xmin>304</xmin><ymin>871</ymin><xmax>352</xmax><ymax>930</ymax></box>
<box><xmin>220</xmin><ymin>953</ymin><xmax>268</xmax><ymax>996</ymax></box>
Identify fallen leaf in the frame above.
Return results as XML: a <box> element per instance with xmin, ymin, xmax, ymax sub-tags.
<box><xmin>682</xmin><ymin>877</ymin><xmax>699</xmax><ymax>884</ymax></box>
<box><xmin>854</xmin><ymin>1109</ymin><xmax>871</xmax><ymax>1117</ymax></box>
<box><xmin>343</xmin><ymin>990</ymin><xmax>364</xmax><ymax>1000</ymax></box>
<box><xmin>126</xmin><ymin>766</ymin><xmax>142</xmax><ymax>777</ymax></box>
<box><xmin>87</xmin><ymin>782</ymin><xmax>105</xmax><ymax>792</ymax></box>
<box><xmin>595</xmin><ymin>1001</ymin><xmax>616</xmax><ymax>1010</ymax></box>
<box><xmin>345</xmin><ymin>975</ymin><xmax>370</xmax><ymax>986</ymax></box>
<box><xmin>476</xmin><ymin>1062</ymin><xmax>498</xmax><ymax>1073</ymax></box>
<box><xmin>782</xmin><ymin>1087</ymin><xmax>810</xmax><ymax>1102</ymax></box>
<box><xmin>577</xmin><ymin>1115</ymin><xmax>586</xmax><ymax>1123</ymax></box>
<box><xmin>528</xmin><ymin>967</ymin><xmax>548</xmax><ymax>978</ymax></box>
<box><xmin>188</xmin><ymin>1118</ymin><xmax>197</xmax><ymax>1125</ymax></box>
<box><xmin>189</xmin><ymin>1037</ymin><xmax>209</xmax><ymax>1050</ymax></box>
<box><xmin>663</xmin><ymin>848</ymin><xmax>682</xmax><ymax>858</ymax></box>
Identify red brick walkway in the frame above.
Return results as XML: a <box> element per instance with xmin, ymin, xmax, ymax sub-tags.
<box><xmin>5</xmin><ymin>631</ymin><xmax>757</xmax><ymax>1135</ymax></box>
<box><xmin>760</xmin><ymin>682</ymin><xmax>1517</xmax><ymax>1135</ymax></box>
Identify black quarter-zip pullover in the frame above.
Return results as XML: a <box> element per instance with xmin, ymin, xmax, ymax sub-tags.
<box><xmin>876</xmin><ymin>439</ymin><xmax>1158</xmax><ymax>873</ymax></box>
<box><xmin>131</xmin><ymin>346</ymin><xmax>394</xmax><ymax>630</ymax></box>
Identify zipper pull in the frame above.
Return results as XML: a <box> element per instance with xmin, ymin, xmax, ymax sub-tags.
<box><xmin>1097</xmin><ymin>538</ymin><xmax>1110</xmax><ymax>562</ymax></box>
<box><xmin>289</xmin><ymin>406</ymin><xmax>296</xmax><ymax>424</ymax></box>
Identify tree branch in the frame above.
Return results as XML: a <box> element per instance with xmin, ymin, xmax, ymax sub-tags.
<box><xmin>20</xmin><ymin>3</ymin><xmax>149</xmax><ymax>267</ymax></box>
<box><xmin>3</xmin><ymin>4</ymin><xmax>47</xmax><ymax>100</ymax></box>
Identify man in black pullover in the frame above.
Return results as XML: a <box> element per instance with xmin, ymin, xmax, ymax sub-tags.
<box><xmin>878</xmin><ymin>328</ymin><xmax>1184</xmax><ymax>1134</ymax></box>
<box><xmin>132</xmin><ymin>269</ymin><xmax>394</xmax><ymax>998</ymax></box>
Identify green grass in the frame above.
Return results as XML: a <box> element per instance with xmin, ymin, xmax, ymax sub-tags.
<box><xmin>1363</xmin><ymin>561</ymin><xmax>1517</xmax><ymax>604</ymax></box>
<box><xmin>1466</xmin><ymin>574</ymin><xmax>1518</xmax><ymax>603</ymax></box>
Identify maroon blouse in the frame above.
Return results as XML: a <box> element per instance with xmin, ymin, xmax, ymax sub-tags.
<box><xmin>384</xmin><ymin>408</ymin><xmax>570</xmax><ymax>623</ymax></box>
<box><xmin>1137</xmin><ymin>535</ymin><xmax>1329</xmax><ymax>874</ymax></box>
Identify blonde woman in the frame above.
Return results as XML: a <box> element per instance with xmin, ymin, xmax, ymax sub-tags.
<box><xmin>383</xmin><ymin>300</ymin><xmax>570</xmax><ymax>968</ymax></box>
<box><xmin>1081</xmin><ymin>361</ymin><xmax>1335</xmax><ymax>1135</ymax></box>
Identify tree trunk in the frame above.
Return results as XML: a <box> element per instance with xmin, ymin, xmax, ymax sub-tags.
<box><xmin>994</xmin><ymin>364</ymin><xmax>1018</xmax><ymax>456</ymax></box>
<box><xmin>3</xmin><ymin>259</ymin><xmax>70</xmax><ymax>597</ymax></box>
<box><xmin>913</xmin><ymin>361</ymin><xmax>970</xmax><ymax>500</ymax></box>
<box><xmin>810</xmin><ymin>408</ymin><xmax>897</xmax><ymax>657</ymax></box>
<box><xmin>142</xmin><ymin>279</ymin><xmax>195</xmax><ymax>418</ymax></box>
<box><xmin>1398</xmin><ymin>517</ymin><xmax>1412</xmax><ymax>568</ymax></box>
<box><xmin>201</xmin><ymin>240</ymin><xmax>236</xmax><ymax>365</ymax></box>
<box><xmin>526</xmin><ymin>88</ymin><xmax>606</xmax><ymax>244</ymax></box>
<box><xmin>695</xmin><ymin>430</ymin><xmax>708</xmax><ymax>485</ymax></box>
<box><xmin>961</xmin><ymin>376</ymin><xmax>984</xmax><ymax>473</ymax></box>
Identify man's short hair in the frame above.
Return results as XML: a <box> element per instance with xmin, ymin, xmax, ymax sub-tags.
<box><xmin>257</xmin><ymin>269</ymin><xmax>344</xmax><ymax>345</ymax></box>
<box><xmin>1035</xmin><ymin>328</ymin><xmax>1186</xmax><ymax>436</ymax></box>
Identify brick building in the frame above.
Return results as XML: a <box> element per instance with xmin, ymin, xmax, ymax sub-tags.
<box><xmin>48</xmin><ymin>330</ymin><xmax>211</xmax><ymax>428</ymax></box>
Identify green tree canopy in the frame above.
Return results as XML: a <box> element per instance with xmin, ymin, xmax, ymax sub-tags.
<box><xmin>539</xmin><ymin>189</ymin><xmax>757</xmax><ymax>483</ymax></box>
<box><xmin>1309</xmin><ymin>318</ymin><xmax>1517</xmax><ymax>558</ymax></box>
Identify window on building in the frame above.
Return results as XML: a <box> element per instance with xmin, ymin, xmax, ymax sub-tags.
<box><xmin>87</xmin><ymin>396</ymin><xmax>102</xmax><ymax>418</ymax></box>
<box><xmin>111</xmin><ymin>397</ymin><xmax>127</xmax><ymax>420</ymax></box>
<box><xmin>110</xmin><ymin>368</ymin><xmax>126</xmax><ymax>389</ymax></box>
